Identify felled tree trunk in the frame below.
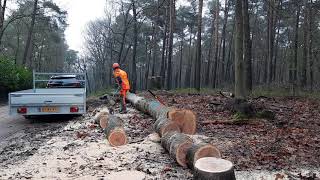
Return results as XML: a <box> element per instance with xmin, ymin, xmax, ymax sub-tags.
<box><xmin>103</xmin><ymin>115</ymin><xmax>127</xmax><ymax>147</ymax></box>
<box><xmin>126</xmin><ymin>93</ymin><xmax>197</xmax><ymax>134</ymax></box>
<box><xmin>93</xmin><ymin>111</ymin><xmax>109</xmax><ymax>125</ymax></box>
<box><xmin>154</xmin><ymin>117</ymin><xmax>181</xmax><ymax>137</ymax></box>
<box><xmin>186</xmin><ymin>143</ymin><xmax>221</xmax><ymax>170</ymax></box>
<box><xmin>161</xmin><ymin>132</ymin><xmax>193</xmax><ymax>167</ymax></box>
<box><xmin>193</xmin><ymin>157</ymin><xmax>236</xmax><ymax>180</ymax></box>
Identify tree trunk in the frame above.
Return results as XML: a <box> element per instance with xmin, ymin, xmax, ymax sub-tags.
<box><xmin>131</xmin><ymin>0</ymin><xmax>138</xmax><ymax>93</ymax></box>
<box><xmin>308</xmin><ymin>0</ymin><xmax>313</xmax><ymax>91</ymax></box>
<box><xmin>161</xmin><ymin>132</ymin><xmax>193</xmax><ymax>167</ymax></box>
<box><xmin>243</xmin><ymin>0</ymin><xmax>252</xmax><ymax>92</ymax></box>
<box><xmin>301</xmin><ymin>0</ymin><xmax>309</xmax><ymax>88</ymax></box>
<box><xmin>193</xmin><ymin>157</ymin><xmax>236</xmax><ymax>180</ymax></box>
<box><xmin>212</xmin><ymin>0</ymin><xmax>219</xmax><ymax>88</ymax></box>
<box><xmin>292</xmin><ymin>4</ymin><xmax>301</xmax><ymax>94</ymax></box>
<box><xmin>185</xmin><ymin>28</ymin><xmax>193</xmax><ymax>88</ymax></box>
<box><xmin>195</xmin><ymin>0</ymin><xmax>204</xmax><ymax>91</ymax></box>
<box><xmin>103</xmin><ymin>115</ymin><xmax>127</xmax><ymax>147</ymax></box>
<box><xmin>22</xmin><ymin>0</ymin><xmax>38</xmax><ymax>66</ymax></box>
<box><xmin>167</xmin><ymin>0</ymin><xmax>175</xmax><ymax>90</ymax></box>
<box><xmin>126</xmin><ymin>93</ymin><xmax>197</xmax><ymax>135</ymax></box>
<box><xmin>235</xmin><ymin>0</ymin><xmax>246</xmax><ymax>99</ymax></box>
<box><xmin>0</xmin><ymin>0</ymin><xmax>7</xmax><ymax>46</ymax></box>
<box><xmin>221</xmin><ymin>0</ymin><xmax>230</xmax><ymax>82</ymax></box>
<box><xmin>154</xmin><ymin>116</ymin><xmax>181</xmax><ymax>137</ymax></box>
<box><xmin>179</xmin><ymin>38</ymin><xmax>184</xmax><ymax>88</ymax></box>
<box><xmin>160</xmin><ymin>6</ymin><xmax>168</xmax><ymax>88</ymax></box>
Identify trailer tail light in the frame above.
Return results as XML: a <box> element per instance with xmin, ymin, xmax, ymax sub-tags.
<box><xmin>70</xmin><ymin>106</ymin><xmax>79</xmax><ymax>113</ymax></box>
<box><xmin>17</xmin><ymin>107</ymin><xmax>27</xmax><ymax>114</ymax></box>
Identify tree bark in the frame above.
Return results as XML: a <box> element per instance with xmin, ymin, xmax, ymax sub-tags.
<box><xmin>167</xmin><ymin>0</ymin><xmax>175</xmax><ymax>90</ymax></box>
<box><xmin>103</xmin><ymin>115</ymin><xmax>127</xmax><ymax>147</ymax></box>
<box><xmin>212</xmin><ymin>0</ymin><xmax>219</xmax><ymax>88</ymax></box>
<box><xmin>243</xmin><ymin>0</ymin><xmax>252</xmax><ymax>92</ymax></box>
<box><xmin>220</xmin><ymin>0</ymin><xmax>230</xmax><ymax>83</ymax></box>
<box><xmin>161</xmin><ymin>132</ymin><xmax>193</xmax><ymax>167</ymax></box>
<box><xmin>0</xmin><ymin>0</ymin><xmax>7</xmax><ymax>46</ymax></box>
<box><xmin>131</xmin><ymin>0</ymin><xmax>138</xmax><ymax>93</ymax></box>
<box><xmin>235</xmin><ymin>0</ymin><xmax>246</xmax><ymax>99</ymax></box>
<box><xmin>22</xmin><ymin>0</ymin><xmax>38</xmax><ymax>66</ymax></box>
<box><xmin>126</xmin><ymin>92</ymin><xmax>197</xmax><ymax>134</ymax></box>
<box><xmin>154</xmin><ymin>116</ymin><xmax>181</xmax><ymax>137</ymax></box>
<box><xmin>195</xmin><ymin>0</ymin><xmax>204</xmax><ymax>91</ymax></box>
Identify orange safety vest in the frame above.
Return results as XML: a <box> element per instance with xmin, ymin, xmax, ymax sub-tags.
<box><xmin>113</xmin><ymin>68</ymin><xmax>130</xmax><ymax>90</ymax></box>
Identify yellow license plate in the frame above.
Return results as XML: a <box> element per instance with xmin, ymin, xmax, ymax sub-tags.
<box><xmin>41</xmin><ymin>107</ymin><xmax>58</xmax><ymax>113</ymax></box>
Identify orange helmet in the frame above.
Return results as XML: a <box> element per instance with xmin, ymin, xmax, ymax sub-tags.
<box><xmin>112</xmin><ymin>63</ymin><xmax>120</xmax><ymax>69</ymax></box>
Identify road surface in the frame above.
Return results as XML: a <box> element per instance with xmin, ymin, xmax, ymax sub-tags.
<box><xmin>0</xmin><ymin>105</ymin><xmax>30</xmax><ymax>141</ymax></box>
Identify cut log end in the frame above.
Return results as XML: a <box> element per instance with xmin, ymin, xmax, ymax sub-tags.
<box><xmin>107</xmin><ymin>128</ymin><xmax>127</xmax><ymax>147</ymax></box>
<box><xmin>162</xmin><ymin>132</ymin><xmax>193</xmax><ymax>167</ymax></box>
<box><xmin>175</xmin><ymin>141</ymin><xmax>193</xmax><ymax>167</ymax></box>
<box><xmin>99</xmin><ymin>115</ymin><xmax>109</xmax><ymax>129</ymax></box>
<box><xmin>187</xmin><ymin>143</ymin><xmax>221</xmax><ymax>169</ymax></box>
<box><xmin>169</xmin><ymin>109</ymin><xmax>197</xmax><ymax>135</ymax></box>
<box><xmin>194</xmin><ymin>157</ymin><xmax>236</xmax><ymax>180</ymax></box>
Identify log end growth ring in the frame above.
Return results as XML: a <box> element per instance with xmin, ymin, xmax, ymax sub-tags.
<box><xmin>107</xmin><ymin>128</ymin><xmax>127</xmax><ymax>147</ymax></box>
<box><xmin>175</xmin><ymin>142</ymin><xmax>193</xmax><ymax>167</ymax></box>
<box><xmin>169</xmin><ymin>109</ymin><xmax>197</xmax><ymax>135</ymax></box>
<box><xmin>195</xmin><ymin>157</ymin><xmax>232</xmax><ymax>173</ymax></box>
<box><xmin>194</xmin><ymin>144</ymin><xmax>221</xmax><ymax>162</ymax></box>
<box><xmin>194</xmin><ymin>157</ymin><xmax>236</xmax><ymax>180</ymax></box>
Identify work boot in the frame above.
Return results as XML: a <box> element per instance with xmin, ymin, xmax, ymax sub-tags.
<box><xmin>120</xmin><ymin>103</ymin><xmax>127</xmax><ymax>114</ymax></box>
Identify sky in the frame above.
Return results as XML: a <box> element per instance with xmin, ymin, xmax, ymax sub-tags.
<box><xmin>53</xmin><ymin>0</ymin><xmax>106</xmax><ymax>52</ymax></box>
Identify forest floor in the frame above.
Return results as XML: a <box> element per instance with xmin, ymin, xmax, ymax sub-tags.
<box><xmin>0</xmin><ymin>91</ymin><xmax>319</xmax><ymax>179</ymax></box>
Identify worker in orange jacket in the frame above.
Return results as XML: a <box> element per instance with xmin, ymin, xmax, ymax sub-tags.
<box><xmin>112</xmin><ymin>63</ymin><xmax>130</xmax><ymax>113</ymax></box>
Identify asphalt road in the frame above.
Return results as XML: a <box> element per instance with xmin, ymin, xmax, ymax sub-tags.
<box><xmin>0</xmin><ymin>105</ymin><xmax>30</xmax><ymax>142</ymax></box>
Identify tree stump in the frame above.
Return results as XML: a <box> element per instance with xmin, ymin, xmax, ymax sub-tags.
<box><xmin>187</xmin><ymin>143</ymin><xmax>221</xmax><ymax>170</ymax></box>
<box><xmin>161</xmin><ymin>132</ymin><xmax>193</xmax><ymax>167</ymax></box>
<box><xmin>103</xmin><ymin>115</ymin><xmax>127</xmax><ymax>147</ymax></box>
<box><xmin>193</xmin><ymin>157</ymin><xmax>236</xmax><ymax>180</ymax></box>
<box><xmin>154</xmin><ymin>117</ymin><xmax>181</xmax><ymax>137</ymax></box>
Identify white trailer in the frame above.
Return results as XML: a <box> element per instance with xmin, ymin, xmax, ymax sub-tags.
<box><xmin>8</xmin><ymin>72</ymin><xmax>86</xmax><ymax>117</ymax></box>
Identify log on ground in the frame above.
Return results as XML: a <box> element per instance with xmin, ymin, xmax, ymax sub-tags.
<box><xmin>187</xmin><ymin>143</ymin><xmax>221</xmax><ymax>170</ymax></box>
<box><xmin>161</xmin><ymin>132</ymin><xmax>193</xmax><ymax>167</ymax></box>
<box><xmin>193</xmin><ymin>157</ymin><xmax>236</xmax><ymax>180</ymax></box>
<box><xmin>93</xmin><ymin>111</ymin><xmax>109</xmax><ymax>125</ymax></box>
<box><xmin>154</xmin><ymin>117</ymin><xmax>181</xmax><ymax>137</ymax></box>
<box><xmin>103</xmin><ymin>115</ymin><xmax>127</xmax><ymax>147</ymax></box>
<box><xmin>126</xmin><ymin>93</ymin><xmax>197</xmax><ymax>135</ymax></box>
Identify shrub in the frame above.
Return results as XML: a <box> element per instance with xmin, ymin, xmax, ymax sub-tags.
<box><xmin>0</xmin><ymin>57</ymin><xmax>32</xmax><ymax>92</ymax></box>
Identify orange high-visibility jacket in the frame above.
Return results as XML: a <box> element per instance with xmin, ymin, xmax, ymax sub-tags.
<box><xmin>113</xmin><ymin>68</ymin><xmax>130</xmax><ymax>90</ymax></box>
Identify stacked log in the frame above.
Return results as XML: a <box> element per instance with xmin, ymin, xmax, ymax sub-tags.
<box><xmin>193</xmin><ymin>157</ymin><xmax>236</xmax><ymax>180</ymax></box>
<box><xmin>126</xmin><ymin>93</ymin><xmax>197</xmax><ymax>135</ymax></box>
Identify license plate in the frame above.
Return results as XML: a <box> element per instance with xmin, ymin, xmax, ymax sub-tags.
<box><xmin>41</xmin><ymin>107</ymin><xmax>59</xmax><ymax>113</ymax></box>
